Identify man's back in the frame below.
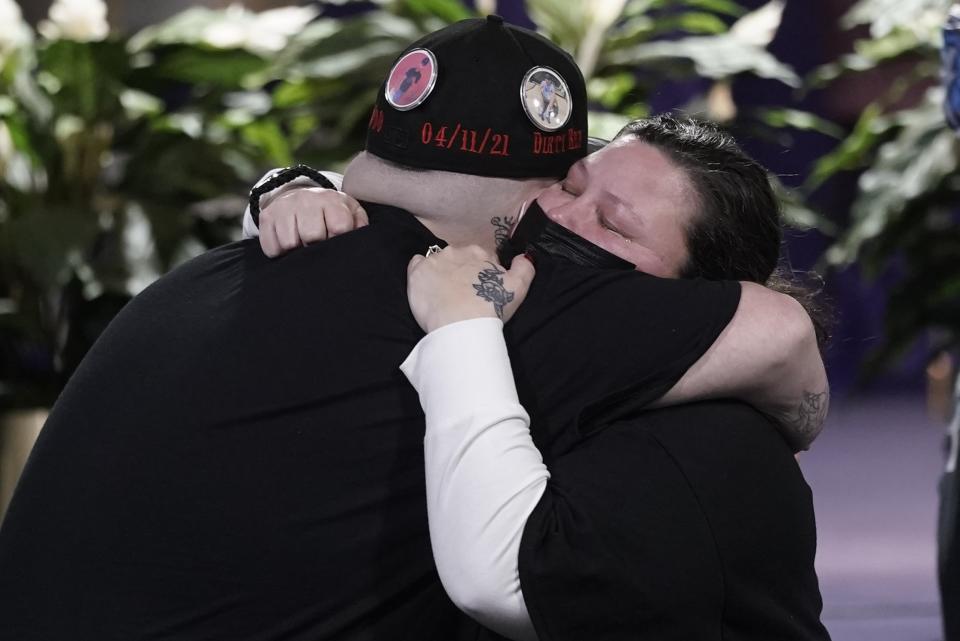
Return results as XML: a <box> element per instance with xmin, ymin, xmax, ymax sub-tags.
<box><xmin>0</xmin><ymin>211</ymin><xmax>469</xmax><ymax>640</ymax></box>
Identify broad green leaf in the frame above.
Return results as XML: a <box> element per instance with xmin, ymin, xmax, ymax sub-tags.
<box><xmin>612</xmin><ymin>35</ymin><xmax>800</xmax><ymax>85</ymax></box>
<box><xmin>675</xmin><ymin>0</ymin><xmax>745</xmax><ymax>17</ymax></box>
<box><xmin>755</xmin><ymin>108</ymin><xmax>846</xmax><ymax>139</ymax></box>
<box><xmin>826</xmin><ymin>89</ymin><xmax>958</xmax><ymax>266</ymax></box>
<box><xmin>588</xmin><ymin>110</ymin><xmax>631</xmax><ymax>139</ymax></box>
<box><xmin>805</xmin><ymin>103</ymin><xmax>887</xmax><ymax>192</ymax></box>
<box><xmin>151</xmin><ymin>46</ymin><xmax>269</xmax><ymax>88</ymax></box>
<box><xmin>648</xmin><ymin>12</ymin><xmax>729</xmax><ymax>35</ymax></box>
<box><xmin>527</xmin><ymin>0</ymin><xmax>591</xmax><ymax>54</ymax></box>
<box><xmin>588</xmin><ymin>72</ymin><xmax>637</xmax><ymax>109</ymax></box>
<box><xmin>401</xmin><ymin>0</ymin><xmax>474</xmax><ymax>22</ymax></box>
<box><xmin>240</xmin><ymin>119</ymin><xmax>293</xmax><ymax>167</ymax></box>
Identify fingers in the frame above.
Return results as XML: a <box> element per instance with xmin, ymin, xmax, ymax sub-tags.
<box><xmin>274</xmin><ymin>208</ymin><xmax>302</xmax><ymax>253</ymax></box>
<box><xmin>260</xmin><ymin>220</ymin><xmax>282</xmax><ymax>258</ymax></box>
<box><xmin>324</xmin><ymin>202</ymin><xmax>355</xmax><ymax>238</ymax></box>
<box><xmin>408</xmin><ymin>254</ymin><xmax>425</xmax><ymax>276</ymax></box>
<box><xmin>507</xmin><ymin>254</ymin><xmax>536</xmax><ymax>287</ymax></box>
<box><xmin>348</xmin><ymin>197</ymin><xmax>369</xmax><ymax>229</ymax></box>
<box><xmin>296</xmin><ymin>209</ymin><xmax>327</xmax><ymax>246</ymax></box>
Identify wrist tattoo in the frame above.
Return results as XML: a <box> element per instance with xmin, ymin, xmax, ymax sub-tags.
<box><xmin>786</xmin><ymin>388</ymin><xmax>830</xmax><ymax>443</ymax></box>
<box><xmin>473</xmin><ymin>262</ymin><xmax>514</xmax><ymax>319</ymax></box>
<box><xmin>491</xmin><ymin>215</ymin><xmax>515</xmax><ymax>249</ymax></box>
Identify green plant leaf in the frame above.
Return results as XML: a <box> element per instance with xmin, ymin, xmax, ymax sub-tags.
<box><xmin>151</xmin><ymin>46</ymin><xmax>269</xmax><ymax>88</ymax></box>
<box><xmin>755</xmin><ymin>108</ymin><xmax>846</xmax><ymax>139</ymax></box>
<box><xmin>401</xmin><ymin>0</ymin><xmax>474</xmax><ymax>22</ymax></box>
<box><xmin>610</xmin><ymin>34</ymin><xmax>800</xmax><ymax>85</ymax></box>
<box><xmin>805</xmin><ymin>103</ymin><xmax>888</xmax><ymax>192</ymax></box>
<box><xmin>240</xmin><ymin>119</ymin><xmax>293</xmax><ymax>167</ymax></box>
<box><xmin>826</xmin><ymin>90</ymin><xmax>958</xmax><ymax>267</ymax></box>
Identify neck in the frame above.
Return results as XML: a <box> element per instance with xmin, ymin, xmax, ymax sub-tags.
<box><xmin>342</xmin><ymin>152</ymin><xmax>551</xmax><ymax>252</ymax></box>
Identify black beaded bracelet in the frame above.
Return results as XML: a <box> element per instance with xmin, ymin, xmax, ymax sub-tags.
<box><xmin>248</xmin><ymin>164</ymin><xmax>338</xmax><ymax>227</ymax></box>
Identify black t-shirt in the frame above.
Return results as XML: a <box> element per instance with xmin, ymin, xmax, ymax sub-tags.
<box><xmin>518</xmin><ymin>401</ymin><xmax>832</xmax><ymax>641</ymax></box>
<box><xmin>0</xmin><ymin>204</ymin><xmax>738</xmax><ymax>640</ymax></box>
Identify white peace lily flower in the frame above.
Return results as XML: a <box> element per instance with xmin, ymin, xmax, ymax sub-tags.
<box><xmin>0</xmin><ymin>120</ymin><xmax>37</xmax><ymax>192</ymax></box>
<box><xmin>914</xmin><ymin>7</ymin><xmax>947</xmax><ymax>41</ymax></box>
<box><xmin>578</xmin><ymin>0</ymin><xmax>627</xmax><ymax>80</ymax></box>
<box><xmin>0</xmin><ymin>0</ymin><xmax>33</xmax><ymax>62</ymax></box>
<box><xmin>258</xmin><ymin>6</ymin><xmax>319</xmax><ymax>38</ymax></box>
<box><xmin>38</xmin><ymin>0</ymin><xmax>109</xmax><ymax>42</ymax></box>
<box><xmin>202</xmin><ymin>4</ymin><xmax>317</xmax><ymax>54</ymax></box>
<box><xmin>202</xmin><ymin>6</ymin><xmax>251</xmax><ymax>50</ymax></box>
<box><xmin>0</xmin><ymin>120</ymin><xmax>13</xmax><ymax>161</ymax></box>
<box><xmin>475</xmin><ymin>0</ymin><xmax>496</xmax><ymax>16</ymax></box>
<box><xmin>586</xmin><ymin>0</ymin><xmax>627</xmax><ymax>30</ymax></box>
<box><xmin>254</xmin><ymin>6</ymin><xmax>318</xmax><ymax>52</ymax></box>
<box><xmin>729</xmin><ymin>0</ymin><xmax>785</xmax><ymax>48</ymax></box>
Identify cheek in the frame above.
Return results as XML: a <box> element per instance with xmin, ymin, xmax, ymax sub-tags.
<box><xmin>631</xmin><ymin>254</ymin><xmax>675</xmax><ymax>278</ymax></box>
<box><xmin>652</xmin><ymin>220</ymin><xmax>690</xmax><ymax>277</ymax></box>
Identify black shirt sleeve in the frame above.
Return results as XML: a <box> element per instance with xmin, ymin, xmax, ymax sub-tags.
<box><xmin>505</xmin><ymin>260</ymin><xmax>741</xmax><ymax>458</ymax></box>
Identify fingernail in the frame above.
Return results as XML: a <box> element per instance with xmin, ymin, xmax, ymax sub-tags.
<box><xmin>523</xmin><ymin>250</ymin><xmax>537</xmax><ymax>266</ymax></box>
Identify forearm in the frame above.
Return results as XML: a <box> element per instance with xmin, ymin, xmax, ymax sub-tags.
<box><xmin>654</xmin><ymin>282</ymin><xmax>828</xmax><ymax>451</ymax></box>
<box><xmin>400</xmin><ymin>319</ymin><xmax>544</xmax><ymax>641</ymax></box>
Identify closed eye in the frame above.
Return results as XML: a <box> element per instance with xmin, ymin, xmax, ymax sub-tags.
<box><xmin>600</xmin><ymin>216</ymin><xmax>629</xmax><ymax>241</ymax></box>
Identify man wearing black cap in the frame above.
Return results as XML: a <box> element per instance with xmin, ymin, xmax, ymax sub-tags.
<box><xmin>0</xmin><ymin>16</ymin><xmax>826</xmax><ymax>641</ymax></box>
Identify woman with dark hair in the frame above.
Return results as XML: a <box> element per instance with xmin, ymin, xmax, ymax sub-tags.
<box><xmin>397</xmin><ymin>115</ymin><xmax>830</xmax><ymax>641</ymax></box>
<box><xmin>532</xmin><ymin>115</ymin><xmax>829</xmax><ymax>345</ymax></box>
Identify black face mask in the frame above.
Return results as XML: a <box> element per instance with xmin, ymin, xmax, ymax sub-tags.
<box><xmin>497</xmin><ymin>199</ymin><xmax>635</xmax><ymax>271</ymax></box>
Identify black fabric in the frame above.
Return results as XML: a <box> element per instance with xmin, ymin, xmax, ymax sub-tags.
<box><xmin>518</xmin><ymin>401</ymin><xmax>832</xmax><ymax>641</ymax></box>
<box><xmin>498</xmin><ymin>200</ymin><xmax>634</xmax><ymax>271</ymax></box>
<box><xmin>366</xmin><ymin>17</ymin><xmax>588</xmax><ymax>179</ymax></box>
<box><xmin>0</xmin><ymin>204</ymin><xmax>739</xmax><ymax>641</ymax></box>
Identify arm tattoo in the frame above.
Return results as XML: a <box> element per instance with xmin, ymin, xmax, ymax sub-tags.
<box><xmin>473</xmin><ymin>262</ymin><xmax>515</xmax><ymax>319</ymax></box>
<box><xmin>785</xmin><ymin>388</ymin><xmax>830</xmax><ymax>445</ymax></box>
<box><xmin>491</xmin><ymin>215</ymin><xmax>515</xmax><ymax>249</ymax></box>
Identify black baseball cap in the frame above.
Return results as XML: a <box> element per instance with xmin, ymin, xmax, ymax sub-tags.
<box><xmin>365</xmin><ymin>15</ymin><xmax>588</xmax><ymax>179</ymax></box>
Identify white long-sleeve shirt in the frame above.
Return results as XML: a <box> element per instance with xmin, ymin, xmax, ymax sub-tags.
<box><xmin>400</xmin><ymin>318</ymin><xmax>547</xmax><ymax>641</ymax></box>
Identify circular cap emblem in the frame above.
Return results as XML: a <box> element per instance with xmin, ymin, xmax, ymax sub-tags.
<box><xmin>520</xmin><ymin>66</ymin><xmax>572</xmax><ymax>132</ymax></box>
<box><xmin>385</xmin><ymin>48</ymin><xmax>438</xmax><ymax>111</ymax></box>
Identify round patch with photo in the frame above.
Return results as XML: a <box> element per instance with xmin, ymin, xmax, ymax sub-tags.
<box><xmin>520</xmin><ymin>66</ymin><xmax>572</xmax><ymax>131</ymax></box>
<box><xmin>385</xmin><ymin>48</ymin><xmax>438</xmax><ymax>111</ymax></box>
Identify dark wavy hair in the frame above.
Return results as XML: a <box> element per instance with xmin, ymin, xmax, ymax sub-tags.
<box><xmin>615</xmin><ymin>115</ymin><xmax>831</xmax><ymax>349</ymax></box>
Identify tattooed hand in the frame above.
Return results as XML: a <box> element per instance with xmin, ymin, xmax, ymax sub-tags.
<box><xmin>406</xmin><ymin>245</ymin><xmax>535</xmax><ymax>332</ymax></box>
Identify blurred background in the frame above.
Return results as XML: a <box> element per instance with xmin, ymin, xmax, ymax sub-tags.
<box><xmin>0</xmin><ymin>0</ymin><xmax>957</xmax><ymax>639</ymax></box>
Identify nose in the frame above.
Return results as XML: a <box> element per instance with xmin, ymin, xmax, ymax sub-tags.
<box><xmin>542</xmin><ymin>197</ymin><xmax>585</xmax><ymax>235</ymax></box>
<box><xmin>537</xmin><ymin>186</ymin><xmax>577</xmax><ymax>228</ymax></box>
